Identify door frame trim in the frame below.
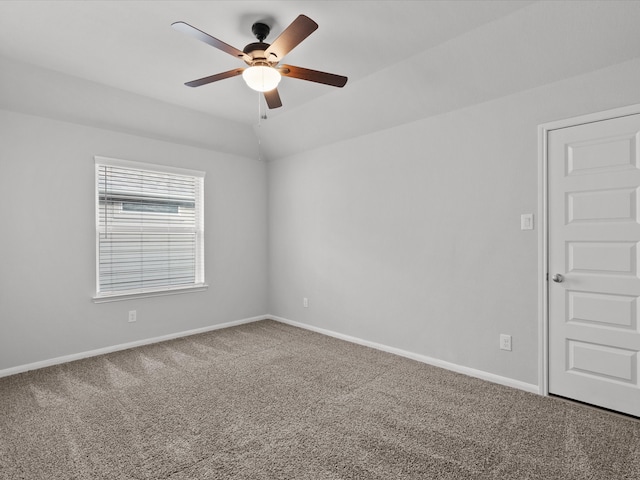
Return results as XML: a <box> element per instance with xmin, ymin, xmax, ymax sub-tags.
<box><xmin>538</xmin><ymin>103</ymin><xmax>640</xmax><ymax>396</ymax></box>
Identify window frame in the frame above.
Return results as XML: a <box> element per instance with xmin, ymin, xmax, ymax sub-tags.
<box><xmin>93</xmin><ymin>156</ymin><xmax>207</xmax><ymax>303</ymax></box>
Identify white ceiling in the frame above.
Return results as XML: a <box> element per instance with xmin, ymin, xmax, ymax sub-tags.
<box><xmin>0</xmin><ymin>0</ymin><xmax>533</xmax><ymax>125</ymax></box>
<box><xmin>2</xmin><ymin>1</ymin><xmax>640</xmax><ymax>160</ymax></box>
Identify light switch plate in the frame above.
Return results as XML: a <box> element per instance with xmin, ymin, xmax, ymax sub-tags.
<box><xmin>521</xmin><ymin>213</ymin><xmax>534</xmax><ymax>230</ymax></box>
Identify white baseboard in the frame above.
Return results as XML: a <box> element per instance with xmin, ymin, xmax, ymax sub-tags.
<box><xmin>270</xmin><ymin>315</ymin><xmax>539</xmax><ymax>395</ymax></box>
<box><xmin>1</xmin><ymin>313</ymin><xmax>540</xmax><ymax>395</ymax></box>
<box><xmin>0</xmin><ymin>315</ymin><xmax>268</xmax><ymax>379</ymax></box>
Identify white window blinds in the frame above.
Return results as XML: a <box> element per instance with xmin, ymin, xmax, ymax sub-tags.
<box><xmin>95</xmin><ymin>157</ymin><xmax>205</xmax><ymax>300</ymax></box>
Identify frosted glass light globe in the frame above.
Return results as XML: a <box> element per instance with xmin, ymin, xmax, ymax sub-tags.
<box><xmin>242</xmin><ymin>65</ymin><xmax>281</xmax><ymax>92</ymax></box>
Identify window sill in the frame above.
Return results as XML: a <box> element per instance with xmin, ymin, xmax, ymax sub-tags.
<box><xmin>93</xmin><ymin>284</ymin><xmax>208</xmax><ymax>303</ymax></box>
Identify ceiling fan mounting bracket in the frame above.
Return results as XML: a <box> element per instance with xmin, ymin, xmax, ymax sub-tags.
<box><xmin>251</xmin><ymin>22</ymin><xmax>271</xmax><ymax>42</ymax></box>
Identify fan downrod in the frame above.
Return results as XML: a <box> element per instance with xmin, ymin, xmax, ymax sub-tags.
<box><xmin>251</xmin><ymin>22</ymin><xmax>270</xmax><ymax>42</ymax></box>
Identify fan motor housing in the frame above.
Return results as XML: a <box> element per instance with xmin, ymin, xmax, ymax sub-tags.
<box><xmin>243</xmin><ymin>42</ymin><xmax>277</xmax><ymax>65</ymax></box>
<box><xmin>243</xmin><ymin>42</ymin><xmax>270</xmax><ymax>55</ymax></box>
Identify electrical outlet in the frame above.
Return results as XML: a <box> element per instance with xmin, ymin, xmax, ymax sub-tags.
<box><xmin>128</xmin><ymin>310</ymin><xmax>137</xmax><ymax>323</ymax></box>
<box><xmin>500</xmin><ymin>334</ymin><xmax>512</xmax><ymax>351</ymax></box>
<box><xmin>303</xmin><ymin>297</ymin><xmax>309</xmax><ymax>308</ymax></box>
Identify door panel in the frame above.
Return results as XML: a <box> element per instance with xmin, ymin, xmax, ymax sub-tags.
<box><xmin>568</xmin><ymin>291</ymin><xmax>637</xmax><ymax>329</ymax></box>
<box><xmin>567</xmin><ymin>241</ymin><xmax>638</xmax><ymax>275</ymax></box>
<box><xmin>567</xmin><ymin>187</ymin><xmax>638</xmax><ymax>224</ymax></box>
<box><xmin>567</xmin><ymin>340</ymin><xmax>636</xmax><ymax>383</ymax></box>
<box><xmin>566</xmin><ymin>132</ymin><xmax>639</xmax><ymax>175</ymax></box>
<box><xmin>548</xmin><ymin>114</ymin><xmax>640</xmax><ymax>417</ymax></box>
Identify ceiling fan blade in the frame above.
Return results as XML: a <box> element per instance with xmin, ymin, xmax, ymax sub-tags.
<box><xmin>184</xmin><ymin>68</ymin><xmax>244</xmax><ymax>87</ymax></box>
<box><xmin>172</xmin><ymin>21</ymin><xmax>250</xmax><ymax>62</ymax></box>
<box><xmin>264</xmin><ymin>15</ymin><xmax>318</xmax><ymax>61</ymax></box>
<box><xmin>264</xmin><ymin>88</ymin><xmax>283</xmax><ymax>109</ymax></box>
<box><xmin>278</xmin><ymin>65</ymin><xmax>348</xmax><ymax>88</ymax></box>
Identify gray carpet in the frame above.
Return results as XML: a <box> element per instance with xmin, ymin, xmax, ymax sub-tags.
<box><xmin>1</xmin><ymin>320</ymin><xmax>639</xmax><ymax>479</ymax></box>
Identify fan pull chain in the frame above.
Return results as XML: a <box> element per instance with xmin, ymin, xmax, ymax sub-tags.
<box><xmin>256</xmin><ymin>92</ymin><xmax>269</xmax><ymax>161</ymax></box>
<box><xmin>257</xmin><ymin>92</ymin><xmax>263</xmax><ymax>161</ymax></box>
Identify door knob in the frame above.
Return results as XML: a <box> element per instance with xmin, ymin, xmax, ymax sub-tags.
<box><xmin>552</xmin><ymin>273</ymin><xmax>564</xmax><ymax>283</ymax></box>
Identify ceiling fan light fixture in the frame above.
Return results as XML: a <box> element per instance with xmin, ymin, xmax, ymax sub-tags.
<box><xmin>173</xmin><ymin>15</ymin><xmax>347</xmax><ymax>109</ymax></box>
<box><xmin>242</xmin><ymin>65</ymin><xmax>281</xmax><ymax>92</ymax></box>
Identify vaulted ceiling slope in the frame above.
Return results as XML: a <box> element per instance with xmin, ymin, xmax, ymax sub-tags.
<box><xmin>258</xmin><ymin>0</ymin><xmax>640</xmax><ymax>160</ymax></box>
<box><xmin>1</xmin><ymin>1</ymin><xmax>640</xmax><ymax>160</ymax></box>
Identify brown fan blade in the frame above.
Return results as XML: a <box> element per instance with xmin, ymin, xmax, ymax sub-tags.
<box><xmin>172</xmin><ymin>21</ymin><xmax>250</xmax><ymax>62</ymax></box>
<box><xmin>264</xmin><ymin>88</ymin><xmax>283</xmax><ymax>109</ymax></box>
<box><xmin>278</xmin><ymin>65</ymin><xmax>348</xmax><ymax>88</ymax></box>
<box><xmin>185</xmin><ymin>68</ymin><xmax>244</xmax><ymax>87</ymax></box>
<box><xmin>264</xmin><ymin>15</ymin><xmax>318</xmax><ymax>61</ymax></box>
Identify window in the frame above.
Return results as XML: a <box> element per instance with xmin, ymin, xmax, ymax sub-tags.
<box><xmin>94</xmin><ymin>156</ymin><xmax>206</xmax><ymax>302</ymax></box>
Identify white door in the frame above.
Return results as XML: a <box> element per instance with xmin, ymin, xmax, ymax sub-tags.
<box><xmin>548</xmin><ymin>113</ymin><xmax>640</xmax><ymax>417</ymax></box>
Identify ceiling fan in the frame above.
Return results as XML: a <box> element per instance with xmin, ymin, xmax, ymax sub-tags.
<box><xmin>172</xmin><ymin>15</ymin><xmax>348</xmax><ymax>109</ymax></box>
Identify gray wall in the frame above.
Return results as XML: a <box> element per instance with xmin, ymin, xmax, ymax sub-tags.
<box><xmin>268</xmin><ymin>58</ymin><xmax>640</xmax><ymax>386</ymax></box>
<box><xmin>4</xmin><ymin>47</ymin><xmax>640</xmax><ymax>390</ymax></box>
<box><xmin>0</xmin><ymin>109</ymin><xmax>268</xmax><ymax>370</ymax></box>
